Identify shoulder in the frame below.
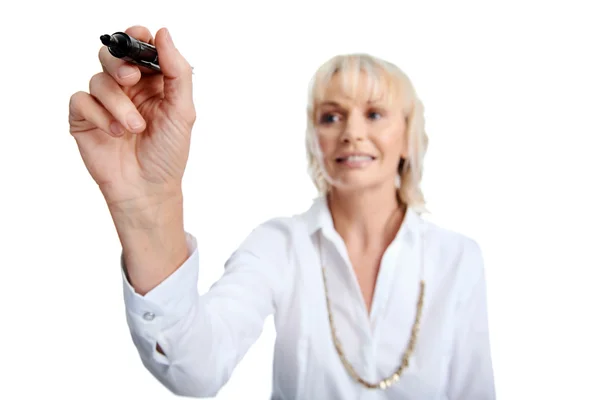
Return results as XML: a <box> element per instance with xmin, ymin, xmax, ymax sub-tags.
<box><xmin>421</xmin><ymin>218</ymin><xmax>483</xmax><ymax>262</ymax></box>
<box><xmin>233</xmin><ymin>215</ymin><xmax>298</xmax><ymax>263</ymax></box>
<box><xmin>419</xmin><ymin>217</ymin><xmax>485</xmax><ymax>294</ymax></box>
<box><xmin>229</xmin><ymin>196</ymin><xmax>319</xmax><ymax>264</ymax></box>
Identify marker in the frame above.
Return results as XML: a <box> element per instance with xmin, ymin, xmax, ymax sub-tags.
<box><xmin>100</xmin><ymin>32</ymin><xmax>160</xmax><ymax>72</ymax></box>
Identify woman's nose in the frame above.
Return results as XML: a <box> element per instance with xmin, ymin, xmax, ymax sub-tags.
<box><xmin>340</xmin><ymin>112</ymin><xmax>367</xmax><ymax>142</ymax></box>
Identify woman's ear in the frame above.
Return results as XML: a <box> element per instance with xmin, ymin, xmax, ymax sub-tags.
<box><xmin>398</xmin><ymin>156</ymin><xmax>407</xmax><ymax>173</ymax></box>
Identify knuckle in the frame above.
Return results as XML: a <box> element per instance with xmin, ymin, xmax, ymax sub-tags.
<box><xmin>175</xmin><ymin>54</ymin><xmax>193</xmax><ymax>76</ymax></box>
<box><xmin>98</xmin><ymin>45</ymin><xmax>106</xmax><ymax>61</ymax></box>
<box><xmin>184</xmin><ymin>62</ymin><xmax>193</xmax><ymax>76</ymax></box>
<box><xmin>98</xmin><ymin>47</ymin><xmax>114</xmax><ymax>71</ymax></box>
<box><xmin>88</xmin><ymin>72</ymin><xmax>107</xmax><ymax>93</ymax></box>
<box><xmin>127</xmin><ymin>24</ymin><xmax>147</xmax><ymax>33</ymax></box>
<box><xmin>68</xmin><ymin>91</ymin><xmax>90</xmax><ymax>130</ymax></box>
<box><xmin>125</xmin><ymin>26</ymin><xmax>153</xmax><ymax>44</ymax></box>
<box><xmin>183</xmin><ymin>108</ymin><xmax>197</xmax><ymax>127</ymax></box>
<box><xmin>69</xmin><ymin>90</ymin><xmax>84</xmax><ymax>104</ymax></box>
<box><xmin>69</xmin><ymin>91</ymin><xmax>86</xmax><ymax>113</ymax></box>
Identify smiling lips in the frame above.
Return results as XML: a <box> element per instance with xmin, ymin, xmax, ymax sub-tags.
<box><xmin>335</xmin><ymin>153</ymin><xmax>376</xmax><ymax>168</ymax></box>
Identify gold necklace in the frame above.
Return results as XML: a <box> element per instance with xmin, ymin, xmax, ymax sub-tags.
<box><xmin>319</xmin><ymin>238</ymin><xmax>426</xmax><ymax>390</ymax></box>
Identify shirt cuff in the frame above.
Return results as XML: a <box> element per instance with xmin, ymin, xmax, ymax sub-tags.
<box><xmin>121</xmin><ymin>231</ymin><xmax>199</xmax><ymax>322</ymax></box>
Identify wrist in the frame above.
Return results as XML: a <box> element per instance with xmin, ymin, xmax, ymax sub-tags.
<box><xmin>119</xmin><ymin>219</ymin><xmax>188</xmax><ymax>296</ymax></box>
<box><xmin>109</xmin><ymin>192</ymin><xmax>188</xmax><ymax>295</ymax></box>
<box><xmin>107</xmin><ymin>189</ymin><xmax>184</xmax><ymax>231</ymax></box>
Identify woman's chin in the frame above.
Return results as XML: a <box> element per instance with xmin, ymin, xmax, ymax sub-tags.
<box><xmin>328</xmin><ymin>177</ymin><xmax>396</xmax><ymax>194</ymax></box>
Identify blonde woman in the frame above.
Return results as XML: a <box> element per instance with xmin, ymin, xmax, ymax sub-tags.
<box><xmin>69</xmin><ymin>25</ymin><xmax>495</xmax><ymax>399</ymax></box>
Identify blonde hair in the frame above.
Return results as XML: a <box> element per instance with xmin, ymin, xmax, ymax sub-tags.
<box><xmin>304</xmin><ymin>53</ymin><xmax>429</xmax><ymax>213</ymax></box>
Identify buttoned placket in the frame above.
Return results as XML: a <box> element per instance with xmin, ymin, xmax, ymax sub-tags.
<box><xmin>320</xmin><ymin>221</ymin><xmax>417</xmax><ymax>397</ymax></box>
<box><xmin>319</xmin><ymin>229</ymin><xmax>399</xmax><ymax>387</ymax></box>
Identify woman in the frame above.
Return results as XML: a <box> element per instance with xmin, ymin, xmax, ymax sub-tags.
<box><xmin>69</xmin><ymin>25</ymin><xmax>495</xmax><ymax>399</ymax></box>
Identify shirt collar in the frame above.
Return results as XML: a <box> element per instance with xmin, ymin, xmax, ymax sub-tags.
<box><xmin>301</xmin><ymin>195</ymin><xmax>421</xmax><ymax>245</ymax></box>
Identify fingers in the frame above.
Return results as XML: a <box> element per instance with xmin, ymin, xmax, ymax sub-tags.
<box><xmin>88</xmin><ymin>72</ymin><xmax>146</xmax><ymax>133</ymax></box>
<box><xmin>98</xmin><ymin>25</ymin><xmax>156</xmax><ymax>86</ymax></box>
<box><xmin>99</xmin><ymin>46</ymin><xmax>141</xmax><ymax>86</ymax></box>
<box><xmin>98</xmin><ymin>25</ymin><xmax>193</xmax><ymax>112</ymax></box>
<box><xmin>95</xmin><ymin>25</ymin><xmax>194</xmax><ymax>128</ymax></box>
<box><xmin>69</xmin><ymin>91</ymin><xmax>126</xmax><ymax>137</ymax></box>
<box><xmin>69</xmin><ymin>69</ymin><xmax>146</xmax><ymax>138</ymax></box>
<box><xmin>153</xmin><ymin>28</ymin><xmax>194</xmax><ymax>111</ymax></box>
<box><xmin>124</xmin><ymin>25</ymin><xmax>154</xmax><ymax>45</ymax></box>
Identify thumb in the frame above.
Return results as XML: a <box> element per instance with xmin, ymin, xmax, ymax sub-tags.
<box><xmin>154</xmin><ymin>28</ymin><xmax>194</xmax><ymax>111</ymax></box>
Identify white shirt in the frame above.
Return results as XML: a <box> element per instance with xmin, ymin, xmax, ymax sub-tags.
<box><xmin>122</xmin><ymin>196</ymin><xmax>495</xmax><ymax>399</ymax></box>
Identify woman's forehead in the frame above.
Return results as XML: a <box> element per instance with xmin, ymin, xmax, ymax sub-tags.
<box><xmin>314</xmin><ymin>67</ymin><xmax>403</xmax><ymax>107</ymax></box>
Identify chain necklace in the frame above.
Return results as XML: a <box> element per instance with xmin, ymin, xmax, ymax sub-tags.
<box><xmin>318</xmin><ymin>232</ymin><xmax>426</xmax><ymax>390</ymax></box>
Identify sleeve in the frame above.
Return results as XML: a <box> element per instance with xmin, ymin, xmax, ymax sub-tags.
<box><xmin>447</xmin><ymin>238</ymin><xmax>496</xmax><ymax>400</ymax></box>
<box><xmin>121</xmin><ymin>220</ymin><xmax>290</xmax><ymax>398</ymax></box>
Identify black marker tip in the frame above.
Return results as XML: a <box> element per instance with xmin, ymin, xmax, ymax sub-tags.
<box><xmin>100</xmin><ymin>34</ymin><xmax>111</xmax><ymax>46</ymax></box>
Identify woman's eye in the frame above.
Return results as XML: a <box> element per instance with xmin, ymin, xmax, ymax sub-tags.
<box><xmin>368</xmin><ymin>111</ymin><xmax>382</xmax><ymax>120</ymax></box>
<box><xmin>320</xmin><ymin>113</ymin><xmax>339</xmax><ymax>124</ymax></box>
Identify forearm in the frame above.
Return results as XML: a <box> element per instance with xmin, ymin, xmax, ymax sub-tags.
<box><xmin>121</xmin><ymin>218</ymin><xmax>285</xmax><ymax>398</ymax></box>
<box><xmin>109</xmin><ymin>191</ymin><xmax>188</xmax><ymax>295</ymax></box>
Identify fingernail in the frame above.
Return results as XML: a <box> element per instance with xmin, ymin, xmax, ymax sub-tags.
<box><xmin>127</xmin><ymin>113</ymin><xmax>145</xmax><ymax>130</ymax></box>
<box><xmin>110</xmin><ymin>121</ymin><xmax>125</xmax><ymax>136</ymax></box>
<box><xmin>118</xmin><ymin>65</ymin><xmax>137</xmax><ymax>79</ymax></box>
<box><xmin>165</xmin><ymin>28</ymin><xmax>173</xmax><ymax>45</ymax></box>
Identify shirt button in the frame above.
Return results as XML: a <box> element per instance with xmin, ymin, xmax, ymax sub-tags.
<box><xmin>143</xmin><ymin>312</ymin><xmax>155</xmax><ymax>321</ymax></box>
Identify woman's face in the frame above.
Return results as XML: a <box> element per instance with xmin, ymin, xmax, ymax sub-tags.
<box><xmin>313</xmin><ymin>70</ymin><xmax>407</xmax><ymax>194</ymax></box>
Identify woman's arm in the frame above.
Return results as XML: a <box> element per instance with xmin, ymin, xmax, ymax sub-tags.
<box><xmin>121</xmin><ymin>219</ymin><xmax>291</xmax><ymax>398</ymax></box>
<box><xmin>446</xmin><ymin>239</ymin><xmax>496</xmax><ymax>399</ymax></box>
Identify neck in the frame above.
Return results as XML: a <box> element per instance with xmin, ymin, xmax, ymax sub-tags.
<box><xmin>327</xmin><ymin>183</ymin><xmax>406</xmax><ymax>252</ymax></box>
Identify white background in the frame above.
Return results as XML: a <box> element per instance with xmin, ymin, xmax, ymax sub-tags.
<box><xmin>1</xmin><ymin>0</ymin><xmax>599</xmax><ymax>399</ymax></box>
